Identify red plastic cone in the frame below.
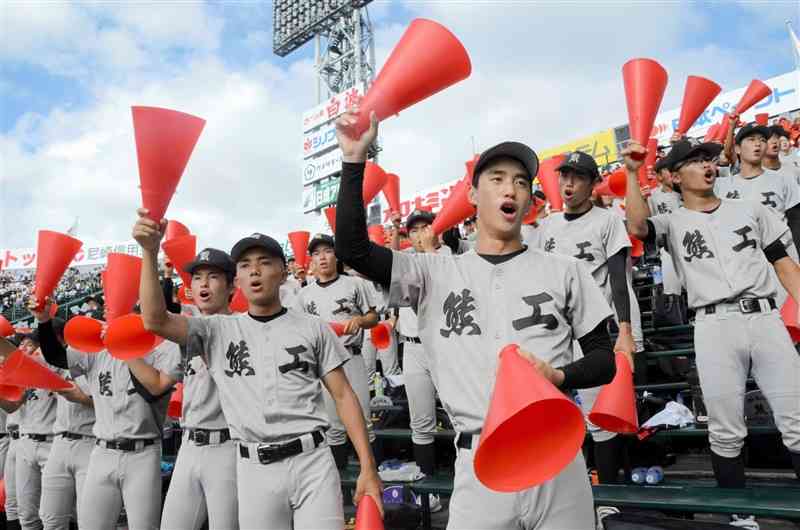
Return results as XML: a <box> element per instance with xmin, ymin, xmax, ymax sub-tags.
<box><xmin>755</xmin><ymin>113</ymin><xmax>769</xmax><ymax>126</ymax></box>
<box><xmin>474</xmin><ymin>345</ymin><xmax>585</xmax><ymax>491</ymax></box>
<box><xmin>522</xmin><ymin>195</ymin><xmax>544</xmax><ymax>225</ymax></box>
<box><xmin>629</xmin><ymin>234</ymin><xmax>644</xmax><ymax>258</ymax></box>
<box><xmin>676</xmin><ymin>76</ymin><xmax>722</xmax><ymax>134</ymax></box>
<box><xmin>168</xmin><ymin>383</ymin><xmax>183</xmax><ymax>418</ymax></box>
<box><xmin>0</xmin><ymin>478</ymin><xmax>6</xmax><ymax>512</ymax></box>
<box><xmin>329</xmin><ymin>322</ymin><xmax>346</xmax><ymax>337</ymax></box>
<box><xmin>164</xmin><ymin>220</ymin><xmax>190</xmax><ymax>242</ymax></box>
<box><xmin>370</xmin><ymin>322</ymin><xmax>391</xmax><ymax>350</ymax></box>
<box><xmin>638</xmin><ymin>138</ymin><xmax>658</xmax><ymax>187</ymax></box>
<box><xmin>230</xmin><ymin>288</ymin><xmax>248</xmax><ymax>313</ymax></box>
<box><xmin>540</xmin><ymin>155</ymin><xmax>567</xmax><ymax>211</ymax></box>
<box><xmin>714</xmin><ymin>115</ymin><xmax>732</xmax><ymax>143</ymax></box>
<box><xmin>704</xmin><ymin>123</ymin><xmax>720</xmax><ymax>142</ymax></box>
<box><xmin>780</xmin><ymin>297</ymin><xmax>800</xmax><ymax>343</ymax></box>
<box><xmin>595</xmin><ymin>178</ymin><xmax>613</xmax><ymax>197</ymax></box>
<box><xmin>734</xmin><ymin>80</ymin><xmax>771</xmax><ymax>115</ymax></box>
<box><xmin>350</xmin><ymin>19</ymin><xmax>471</xmax><ymax>138</ymax></box>
<box><xmin>355</xmin><ymin>494</ymin><xmax>384</xmax><ymax>530</ymax></box>
<box><xmin>0</xmin><ymin>384</ymin><xmax>24</xmax><ymax>401</ymax></box>
<box><xmin>32</xmin><ymin>231</ymin><xmax>83</xmax><ymax>310</ymax></box>
<box><xmin>0</xmin><ymin>316</ymin><xmax>13</xmax><ymax>338</ymax></box>
<box><xmin>324</xmin><ymin>207</ymin><xmax>337</xmax><ymax>233</ymax></box>
<box><xmin>431</xmin><ymin>157</ymin><xmax>478</xmax><ymax>235</ymax></box>
<box><xmin>608</xmin><ymin>168</ymin><xmax>628</xmax><ymax>198</ymax></box>
<box><xmin>589</xmin><ymin>352</ymin><xmax>638</xmax><ymax>433</ymax></box>
<box><xmin>104</xmin><ymin>314</ymin><xmax>160</xmax><ymax>360</ymax></box>
<box><xmin>1</xmin><ymin>349</ymin><xmax>71</xmax><ymax>391</ymax></box>
<box><xmin>161</xmin><ymin>235</ymin><xmax>197</xmax><ymax>286</ymax></box>
<box><xmin>383</xmin><ymin>173</ymin><xmax>401</xmax><ymax>213</ymax></box>
<box><xmin>288</xmin><ymin>231</ymin><xmax>311</xmax><ymax>270</ymax></box>
<box><xmin>363</xmin><ymin>162</ymin><xmax>389</xmax><ymax>205</ymax></box>
<box><xmin>64</xmin><ymin>316</ymin><xmax>105</xmax><ymax>353</ymax></box>
<box><xmin>367</xmin><ymin>225</ymin><xmax>386</xmax><ymax>246</ymax></box>
<box><xmin>132</xmin><ymin>106</ymin><xmax>206</xmax><ymax>222</ymax></box>
<box><xmin>622</xmin><ymin>58</ymin><xmax>668</xmax><ymax>157</ymax></box>
<box><xmin>104</xmin><ymin>254</ymin><xmax>142</xmax><ymax>322</ymax></box>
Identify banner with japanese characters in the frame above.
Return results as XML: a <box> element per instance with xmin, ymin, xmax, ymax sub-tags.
<box><xmin>0</xmin><ymin>240</ymin><xmax>145</xmax><ymax>271</ymax></box>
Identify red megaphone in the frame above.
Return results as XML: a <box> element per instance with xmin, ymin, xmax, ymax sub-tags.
<box><xmin>714</xmin><ymin>114</ymin><xmax>732</xmax><ymax>143</ymax></box>
<box><xmin>676</xmin><ymin>76</ymin><xmax>722</xmax><ymax>135</ymax></box>
<box><xmin>161</xmin><ymin>235</ymin><xmax>197</xmax><ymax>286</ymax></box>
<box><xmin>104</xmin><ymin>314</ymin><xmax>161</xmax><ymax>360</ymax></box>
<box><xmin>383</xmin><ymin>173</ymin><xmax>400</xmax><ymax>214</ymax></box>
<box><xmin>363</xmin><ymin>162</ymin><xmax>389</xmax><ymax>205</ymax></box>
<box><xmin>168</xmin><ymin>383</ymin><xmax>183</xmax><ymax>418</ymax></box>
<box><xmin>704</xmin><ymin>123</ymin><xmax>720</xmax><ymax>142</ymax></box>
<box><xmin>370</xmin><ymin>322</ymin><xmax>391</xmax><ymax>350</ymax></box>
<box><xmin>474</xmin><ymin>345</ymin><xmax>585</xmax><ymax>491</ymax></box>
<box><xmin>537</xmin><ymin>155</ymin><xmax>566</xmax><ymax>212</ymax></box>
<box><xmin>0</xmin><ymin>316</ymin><xmax>13</xmax><ymax>338</ymax></box>
<box><xmin>355</xmin><ymin>494</ymin><xmax>383</xmax><ymax>530</ymax></box>
<box><xmin>0</xmin><ymin>383</ymin><xmax>24</xmax><ymax>402</ymax></box>
<box><xmin>32</xmin><ymin>231</ymin><xmax>83</xmax><ymax>310</ymax></box>
<box><xmin>431</xmin><ymin>157</ymin><xmax>478</xmax><ymax>235</ymax></box>
<box><xmin>622</xmin><ymin>58</ymin><xmax>668</xmax><ymax>158</ymax></box>
<box><xmin>589</xmin><ymin>352</ymin><xmax>638</xmax><ymax>433</ymax></box>
<box><xmin>132</xmin><ymin>106</ymin><xmax>206</xmax><ymax>222</ymax></box>
<box><xmin>64</xmin><ymin>316</ymin><xmax>105</xmax><ymax>353</ymax></box>
<box><xmin>595</xmin><ymin>178</ymin><xmax>613</xmax><ymax>197</ymax></box>
<box><xmin>367</xmin><ymin>225</ymin><xmax>386</xmax><ymax>246</ymax></box>
<box><xmin>734</xmin><ymin>80</ymin><xmax>771</xmax><ymax>116</ymax></box>
<box><xmin>1</xmin><ymin>349</ymin><xmax>72</xmax><ymax>391</ymax></box>
<box><xmin>329</xmin><ymin>322</ymin><xmax>346</xmax><ymax>337</ymax></box>
<box><xmin>104</xmin><ymin>254</ymin><xmax>143</xmax><ymax>321</ymax></box>
<box><xmin>522</xmin><ymin>194</ymin><xmax>545</xmax><ymax>225</ymax></box>
<box><xmin>608</xmin><ymin>168</ymin><xmax>627</xmax><ymax>198</ymax></box>
<box><xmin>288</xmin><ymin>232</ymin><xmax>311</xmax><ymax>270</ymax></box>
<box><xmin>350</xmin><ymin>19</ymin><xmax>471</xmax><ymax>138</ymax></box>
<box><xmin>629</xmin><ymin>234</ymin><xmax>644</xmax><ymax>258</ymax></box>
<box><xmin>637</xmin><ymin>138</ymin><xmax>658</xmax><ymax>188</ymax></box>
<box><xmin>230</xmin><ymin>288</ymin><xmax>248</xmax><ymax>313</ymax></box>
<box><xmin>781</xmin><ymin>297</ymin><xmax>800</xmax><ymax>343</ymax></box>
<box><xmin>164</xmin><ymin>220</ymin><xmax>190</xmax><ymax>242</ymax></box>
<box><xmin>755</xmin><ymin>113</ymin><xmax>769</xmax><ymax>126</ymax></box>
<box><xmin>324</xmin><ymin>207</ymin><xmax>337</xmax><ymax>233</ymax></box>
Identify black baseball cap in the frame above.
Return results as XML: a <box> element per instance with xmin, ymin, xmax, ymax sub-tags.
<box><xmin>734</xmin><ymin>123</ymin><xmax>771</xmax><ymax>145</ymax></box>
<box><xmin>767</xmin><ymin>125</ymin><xmax>790</xmax><ymax>140</ymax></box>
<box><xmin>308</xmin><ymin>233</ymin><xmax>335</xmax><ymax>254</ymax></box>
<box><xmin>183</xmin><ymin>248</ymin><xmax>235</xmax><ymax>277</ymax></box>
<box><xmin>230</xmin><ymin>233</ymin><xmax>286</xmax><ymax>264</ymax></box>
<box><xmin>472</xmin><ymin>141</ymin><xmax>540</xmax><ymax>187</ymax></box>
<box><xmin>556</xmin><ymin>151</ymin><xmax>601</xmax><ymax>181</ymax></box>
<box><xmin>654</xmin><ymin>155</ymin><xmax>670</xmax><ymax>172</ymax></box>
<box><xmin>405</xmin><ymin>209</ymin><xmax>435</xmax><ymax>231</ymax></box>
<box><xmin>661</xmin><ymin>138</ymin><xmax>723</xmax><ymax>172</ymax></box>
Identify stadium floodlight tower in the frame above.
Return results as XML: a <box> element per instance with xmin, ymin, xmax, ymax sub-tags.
<box><xmin>272</xmin><ymin>0</ymin><xmax>376</xmax><ymax>104</ymax></box>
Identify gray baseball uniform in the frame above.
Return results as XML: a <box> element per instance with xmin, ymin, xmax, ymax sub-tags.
<box><xmin>648</xmin><ymin>199</ymin><xmax>800</xmax><ymax>460</ymax></box>
<box><xmin>387</xmin><ymin>246</ymin><xmax>612</xmax><ymax>529</ymax></box>
<box><xmin>280</xmin><ymin>277</ymin><xmax>302</xmax><ymax>309</ymax></box>
<box><xmin>0</xmin><ymin>411</ymin><xmax>8</xmax><ymax>478</ymax></box>
<box><xmin>293</xmin><ymin>275</ymin><xmax>375</xmax><ymax>446</ymax></box>
<box><xmin>361</xmin><ymin>279</ymin><xmax>400</xmax><ymax>381</ymax></box>
<box><xmin>5</xmin><ymin>409</ymin><xmax>21</xmax><ymax>521</ymax></box>
<box><xmin>714</xmin><ymin>168</ymin><xmax>800</xmax><ymax>222</ymax></box>
<box><xmin>40</xmin><ymin>371</ymin><xmax>95</xmax><ymax>530</ymax></box>
<box><xmin>648</xmin><ymin>187</ymin><xmax>683</xmax><ymax>295</ymax></box>
<box><xmin>185</xmin><ymin>310</ymin><xmax>349</xmax><ymax>529</ymax></box>
<box><xmin>160</xmin><ymin>350</ymin><xmax>238</xmax><ymax>530</ymax></box>
<box><xmin>62</xmin><ymin>343</ymin><xmax>181</xmax><ymax>530</ymax></box>
<box><xmin>17</xmin><ymin>374</ymin><xmax>58</xmax><ymax>530</ymax></box>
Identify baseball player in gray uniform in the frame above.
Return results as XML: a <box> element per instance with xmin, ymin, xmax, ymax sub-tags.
<box><xmin>648</xmin><ymin>157</ymin><xmax>683</xmax><ymax>296</ymax></box>
<box><xmin>292</xmin><ymin>234</ymin><xmax>378</xmax><ymax>470</ymax></box>
<box><xmin>624</xmin><ymin>138</ymin><xmax>800</xmax><ymax>526</ymax></box>
<box><xmin>33</xmin><ymin>310</ymin><xmax>181</xmax><ymax>530</ymax></box>
<box><xmin>5</xmin><ymin>406</ymin><xmax>22</xmax><ymax>530</ymax></box>
<box><xmin>764</xmin><ymin>125</ymin><xmax>800</xmax><ymax>186</ymax></box>
<box><xmin>127</xmin><ymin>248</ymin><xmax>239</xmax><ymax>530</ymax></box>
<box><xmin>132</xmin><ymin>212</ymin><xmax>383</xmax><ymax>529</ymax></box>
<box><xmin>334</xmin><ymin>109</ymin><xmax>616</xmax><ymax>529</ymax></box>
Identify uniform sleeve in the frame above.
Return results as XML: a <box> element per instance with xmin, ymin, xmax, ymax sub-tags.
<box><xmin>151</xmin><ymin>341</ymin><xmax>183</xmax><ymax>381</ymax></box>
<box><xmin>356</xmin><ymin>278</ymin><xmax>377</xmax><ymax>313</ymax></box>
<box><xmin>186</xmin><ymin>316</ymin><xmax>217</xmax><ymax>364</ymax></box>
<box><xmin>65</xmin><ymin>346</ymin><xmax>91</xmax><ymax>378</ymax></box>
<box><xmin>754</xmin><ymin>203</ymin><xmax>790</xmax><ymax>248</ymax></box>
<box><xmin>386</xmin><ymin>250</ymin><xmax>431</xmax><ymax>310</ymax></box>
<box><xmin>782</xmin><ymin>173</ymin><xmax>800</xmax><ymax>210</ymax></box>
<box><xmin>603</xmin><ymin>214</ymin><xmax>632</xmax><ymax>259</ymax></box>
<box><xmin>565</xmin><ymin>259</ymin><xmax>614</xmax><ymax>338</ymax></box>
<box><xmin>291</xmin><ymin>289</ymin><xmax>306</xmax><ymax>313</ymax></box>
<box><xmin>647</xmin><ymin>213</ymin><xmax>672</xmax><ymax>246</ymax></box>
<box><xmin>315</xmin><ymin>319</ymin><xmax>349</xmax><ymax>378</ymax></box>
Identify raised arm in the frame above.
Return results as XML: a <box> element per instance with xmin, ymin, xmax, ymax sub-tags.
<box><xmin>133</xmin><ymin>208</ymin><xmax>189</xmax><ymax>345</ymax></box>
<box><xmin>622</xmin><ymin>142</ymin><xmax>651</xmax><ymax>240</ymax></box>
<box><xmin>126</xmin><ymin>358</ymin><xmax>178</xmax><ymax>396</ymax></box>
<box><xmin>27</xmin><ymin>298</ymin><xmax>69</xmax><ymax>369</ymax></box>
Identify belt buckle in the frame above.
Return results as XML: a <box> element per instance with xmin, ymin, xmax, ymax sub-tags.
<box><xmin>256</xmin><ymin>443</ymin><xmax>280</xmax><ymax>465</ymax></box>
<box><xmin>739</xmin><ymin>299</ymin><xmax>758</xmax><ymax>313</ymax></box>
<box><xmin>193</xmin><ymin>430</ymin><xmax>209</xmax><ymax>446</ymax></box>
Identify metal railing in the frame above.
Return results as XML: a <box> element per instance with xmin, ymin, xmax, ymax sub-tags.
<box><xmin>4</xmin><ymin>289</ymin><xmax>103</xmax><ymax>326</ymax></box>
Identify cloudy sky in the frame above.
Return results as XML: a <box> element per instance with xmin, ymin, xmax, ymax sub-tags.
<box><xmin>1</xmin><ymin>1</ymin><xmax>798</xmax><ymax>252</ymax></box>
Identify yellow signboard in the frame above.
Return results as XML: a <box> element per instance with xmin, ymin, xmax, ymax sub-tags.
<box><xmin>537</xmin><ymin>129</ymin><xmax>618</xmax><ymax>168</ymax></box>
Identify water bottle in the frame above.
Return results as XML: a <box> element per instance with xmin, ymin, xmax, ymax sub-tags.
<box><xmin>631</xmin><ymin>467</ymin><xmax>648</xmax><ymax>484</ymax></box>
<box><xmin>652</xmin><ymin>264</ymin><xmax>663</xmax><ymax>285</ymax></box>
<box><xmin>645</xmin><ymin>466</ymin><xmax>664</xmax><ymax>485</ymax></box>
<box><xmin>373</xmin><ymin>373</ymin><xmax>384</xmax><ymax>398</ymax></box>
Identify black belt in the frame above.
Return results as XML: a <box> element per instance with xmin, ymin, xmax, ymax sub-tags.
<box><xmin>97</xmin><ymin>438</ymin><xmax>156</xmax><ymax>452</ymax></box>
<box><xmin>187</xmin><ymin>428</ymin><xmax>231</xmax><ymax>446</ymax></box>
<box><xmin>58</xmin><ymin>432</ymin><xmax>88</xmax><ymax>440</ymax></box>
<box><xmin>10</xmin><ymin>431</ymin><xmax>20</xmax><ymax>440</ymax></box>
<box><xmin>456</xmin><ymin>433</ymin><xmax>479</xmax><ymax>450</ymax></box>
<box><xmin>22</xmin><ymin>434</ymin><xmax>52</xmax><ymax>442</ymax></box>
<box><xmin>347</xmin><ymin>346</ymin><xmax>362</xmax><ymax>356</ymax></box>
<box><xmin>703</xmin><ymin>297</ymin><xmax>776</xmax><ymax>315</ymax></box>
<box><xmin>239</xmin><ymin>431</ymin><xmax>324</xmax><ymax>465</ymax></box>
<box><xmin>400</xmin><ymin>334</ymin><xmax>421</xmax><ymax>344</ymax></box>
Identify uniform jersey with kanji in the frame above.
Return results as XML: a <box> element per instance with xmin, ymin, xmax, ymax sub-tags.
<box><xmin>18</xmin><ymin>386</ymin><xmax>57</xmax><ymax>436</ymax></box>
<box><xmin>387</xmin><ymin>247</ymin><xmax>612</xmax><ymax>434</ymax></box>
<box><xmin>648</xmin><ymin>199</ymin><xmax>788</xmax><ymax>309</ymax></box>
<box><xmin>53</xmin><ymin>371</ymin><xmax>95</xmax><ymax>436</ymax></box>
<box><xmin>292</xmin><ymin>275</ymin><xmax>376</xmax><ymax>350</ymax></box>
<box><xmin>714</xmin><ymin>168</ymin><xmax>800</xmax><ymax>221</ymax></box>
<box><xmin>177</xmin><ymin>350</ymin><xmax>227</xmax><ymax>430</ymax></box>
<box><xmin>395</xmin><ymin>246</ymin><xmax>452</xmax><ymax>339</ymax></box>
<box><xmin>536</xmin><ymin>207</ymin><xmax>630</xmax><ymax>305</ymax></box>
<box><xmin>185</xmin><ymin>310</ymin><xmax>349</xmax><ymax>444</ymax></box>
<box><xmin>64</xmin><ymin>343</ymin><xmax>182</xmax><ymax>440</ymax></box>
<box><xmin>648</xmin><ymin>187</ymin><xmax>682</xmax><ymax>216</ymax></box>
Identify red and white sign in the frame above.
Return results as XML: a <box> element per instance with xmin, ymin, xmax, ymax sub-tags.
<box><xmin>0</xmin><ymin>240</ymin><xmax>146</xmax><ymax>271</ymax></box>
<box><xmin>301</xmin><ymin>85</ymin><xmax>365</xmax><ymax>133</ymax></box>
<box><xmin>376</xmin><ymin>177</ymin><xmax>463</xmax><ymax>225</ymax></box>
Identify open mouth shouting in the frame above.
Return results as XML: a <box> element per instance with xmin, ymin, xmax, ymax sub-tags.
<box><xmin>196</xmin><ymin>289</ymin><xmax>211</xmax><ymax>303</ymax></box>
<box><xmin>500</xmin><ymin>200</ymin><xmax>518</xmax><ymax>222</ymax></box>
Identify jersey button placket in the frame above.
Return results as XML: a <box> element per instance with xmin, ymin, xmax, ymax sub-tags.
<box><xmin>263</xmin><ymin>335</ymin><xmax>276</xmax><ymax>422</ymax></box>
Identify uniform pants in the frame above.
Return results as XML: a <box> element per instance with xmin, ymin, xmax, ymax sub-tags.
<box><xmin>363</xmin><ymin>333</ymin><xmax>401</xmax><ymax>382</ymax></box>
<box><xmin>40</xmin><ymin>436</ymin><xmax>94</xmax><ymax>530</ymax></box>
<box><xmin>160</xmin><ymin>435</ymin><xmax>238</xmax><ymax>530</ymax></box>
<box><xmin>447</xmin><ymin>440</ymin><xmax>594</xmax><ymax>529</ymax></box>
<box><xmin>323</xmin><ymin>354</ymin><xmax>374</xmax><ymax>445</ymax></box>
<box><xmin>236</xmin><ymin>444</ymin><xmax>343</xmax><ymax>530</ymax></box>
<box><xmin>78</xmin><ymin>443</ymin><xmax>162</xmax><ymax>530</ymax></box>
<box><xmin>16</xmin><ymin>437</ymin><xmax>52</xmax><ymax>530</ymax></box>
<box><xmin>0</xmin><ymin>435</ymin><xmax>9</xmax><ymax>477</ymax></box>
<box><xmin>403</xmin><ymin>341</ymin><xmax>437</xmax><ymax>446</ymax></box>
<box><xmin>695</xmin><ymin>308</ymin><xmax>800</xmax><ymax>458</ymax></box>
<box><xmin>5</xmin><ymin>437</ymin><xmax>19</xmax><ymax>520</ymax></box>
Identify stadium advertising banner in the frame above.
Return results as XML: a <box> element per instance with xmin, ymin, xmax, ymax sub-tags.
<box><xmin>0</xmin><ymin>240</ymin><xmax>144</xmax><ymax>271</ymax></box>
<box><xmin>537</xmin><ymin>129</ymin><xmax>619</xmax><ymax>167</ymax></box>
